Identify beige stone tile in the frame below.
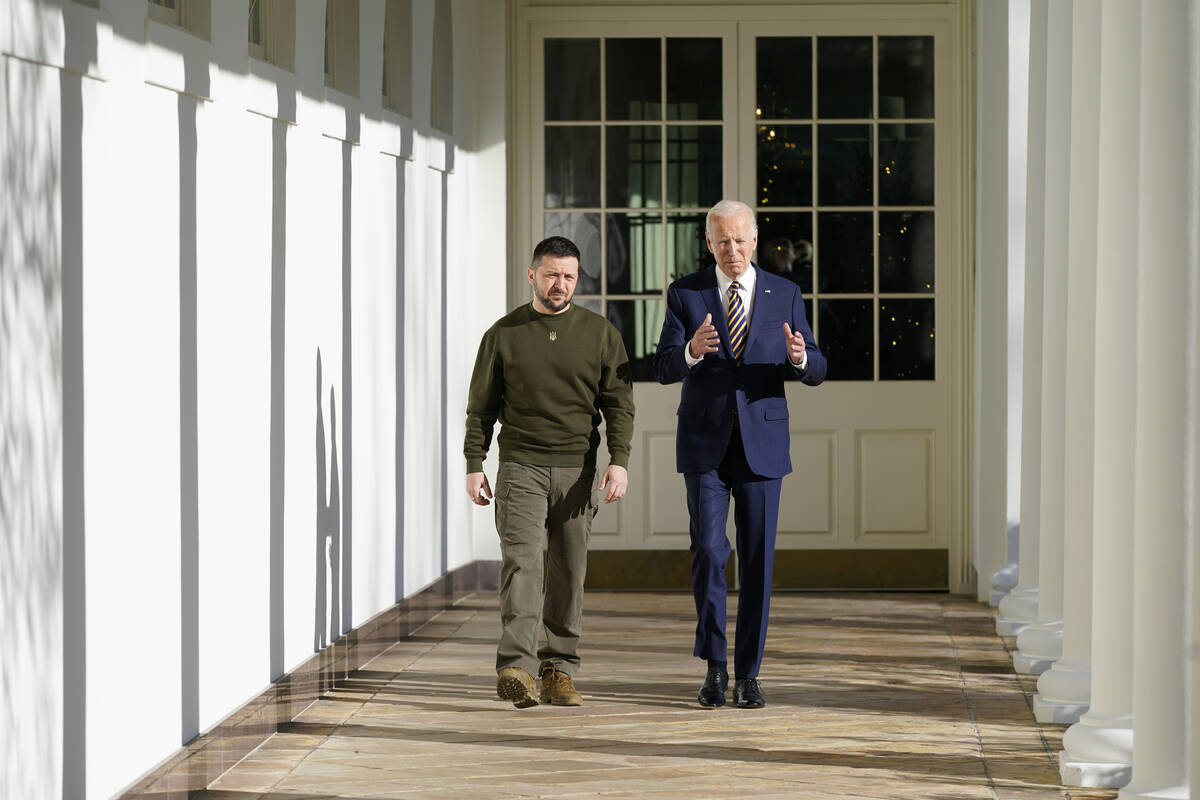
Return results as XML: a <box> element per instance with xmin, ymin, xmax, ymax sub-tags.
<box><xmin>202</xmin><ymin>592</ymin><xmax>1104</xmax><ymax>799</ymax></box>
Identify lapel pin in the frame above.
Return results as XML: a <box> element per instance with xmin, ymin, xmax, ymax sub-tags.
<box><xmin>764</xmin><ymin>289</ymin><xmax>771</xmax><ymax>294</ymax></box>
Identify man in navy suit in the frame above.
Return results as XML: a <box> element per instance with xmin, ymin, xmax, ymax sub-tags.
<box><xmin>654</xmin><ymin>200</ymin><xmax>826</xmax><ymax>708</ymax></box>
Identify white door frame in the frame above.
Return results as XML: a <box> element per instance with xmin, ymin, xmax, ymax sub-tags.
<box><xmin>508</xmin><ymin>0</ymin><xmax>977</xmax><ymax>594</ymax></box>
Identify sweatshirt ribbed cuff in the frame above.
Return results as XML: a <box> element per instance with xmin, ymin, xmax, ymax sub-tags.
<box><xmin>466</xmin><ymin>458</ymin><xmax>484</xmax><ymax>473</ymax></box>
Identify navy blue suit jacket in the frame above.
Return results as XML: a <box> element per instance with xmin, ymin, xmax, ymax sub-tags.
<box><xmin>654</xmin><ymin>265</ymin><xmax>827</xmax><ymax>478</ymax></box>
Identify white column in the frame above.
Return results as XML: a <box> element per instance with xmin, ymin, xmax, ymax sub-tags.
<box><xmin>976</xmin><ymin>0</ymin><xmax>1012</xmax><ymax>606</ymax></box>
<box><xmin>1059</xmin><ymin>0</ymin><xmax>1139</xmax><ymax>782</ymax></box>
<box><xmin>1032</xmin><ymin>0</ymin><xmax>1100</xmax><ymax>725</ymax></box>
<box><xmin>1013</xmin><ymin>0</ymin><xmax>1069</xmax><ymax>675</ymax></box>
<box><xmin>997</xmin><ymin>0</ymin><xmax>1046</xmax><ymax>636</ymax></box>
<box><xmin>1119</xmin><ymin>2</ymin><xmax>1193</xmax><ymax>797</ymax></box>
<box><xmin>999</xmin><ymin>0</ymin><xmax>1032</xmax><ymax>608</ymax></box>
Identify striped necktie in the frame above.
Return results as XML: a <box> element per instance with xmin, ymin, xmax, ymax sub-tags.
<box><xmin>727</xmin><ymin>281</ymin><xmax>747</xmax><ymax>362</ymax></box>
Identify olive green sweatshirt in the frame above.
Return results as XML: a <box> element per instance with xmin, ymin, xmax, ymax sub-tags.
<box><xmin>464</xmin><ymin>303</ymin><xmax>635</xmax><ymax>473</ymax></box>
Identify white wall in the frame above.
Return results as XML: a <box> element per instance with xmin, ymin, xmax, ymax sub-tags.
<box><xmin>1</xmin><ymin>10</ymin><xmax>66</xmax><ymax>799</ymax></box>
<box><xmin>0</xmin><ymin>0</ymin><xmax>506</xmax><ymax>796</ymax></box>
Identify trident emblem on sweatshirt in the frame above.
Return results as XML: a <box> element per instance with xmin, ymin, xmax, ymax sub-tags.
<box><xmin>549</xmin><ymin>331</ymin><xmax>558</xmax><ymax>342</ymax></box>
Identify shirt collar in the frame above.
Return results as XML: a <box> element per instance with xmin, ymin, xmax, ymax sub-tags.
<box><xmin>716</xmin><ymin>263</ymin><xmax>756</xmax><ymax>297</ymax></box>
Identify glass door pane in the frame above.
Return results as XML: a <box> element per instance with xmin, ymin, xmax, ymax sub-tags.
<box><xmin>541</xmin><ymin>34</ymin><xmax>725</xmax><ymax>380</ymax></box>
<box><xmin>753</xmin><ymin>33</ymin><xmax>936</xmax><ymax>381</ymax></box>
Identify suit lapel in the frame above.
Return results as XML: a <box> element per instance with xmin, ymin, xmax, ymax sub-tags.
<box><xmin>700</xmin><ymin>268</ymin><xmax>733</xmax><ymax>359</ymax></box>
<box><xmin>745</xmin><ymin>268</ymin><xmax>773</xmax><ymax>355</ymax></box>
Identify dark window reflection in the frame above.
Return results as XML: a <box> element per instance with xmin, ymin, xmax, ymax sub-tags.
<box><xmin>667</xmin><ymin>126</ymin><xmax>722</xmax><ymax>208</ymax></box>
<box><xmin>756</xmin><ymin>212</ymin><xmax>813</xmax><ymax>293</ymax></box>
<box><xmin>879</xmin><ymin>211</ymin><xmax>934</xmax><ymax>292</ymax></box>
<box><xmin>879</xmin><ymin>37</ymin><xmax>934</xmax><ymax>119</ymax></box>
<box><xmin>607</xmin><ymin>299</ymin><xmax>665</xmax><ymax>381</ymax></box>
<box><xmin>545</xmin><ymin>126</ymin><xmax>600</xmax><ymax>208</ymax></box>
<box><xmin>666</xmin><ymin>213</ymin><xmax>714</xmax><ymax>280</ymax></box>
<box><xmin>607</xmin><ymin>126</ymin><xmax>662</xmax><ymax>208</ymax></box>
<box><xmin>607</xmin><ymin>213</ymin><xmax>663</xmax><ymax>295</ymax></box>
<box><xmin>606</xmin><ymin>38</ymin><xmax>661</xmax><ymax>120</ymax></box>
<box><xmin>756</xmin><ymin>37</ymin><xmax>812</xmax><ymax>120</ymax></box>
<box><xmin>545</xmin><ymin>39</ymin><xmax>600</xmax><ymax>121</ymax></box>
<box><xmin>819</xmin><ymin>299</ymin><xmax>873</xmax><ymax>380</ymax></box>
<box><xmin>757</xmin><ymin>124</ymin><xmax>812</xmax><ymax>208</ymax></box>
<box><xmin>880</xmin><ymin>298</ymin><xmax>934</xmax><ymax>379</ymax></box>
<box><xmin>817</xmin><ymin>212</ymin><xmax>872</xmax><ymax>293</ymax></box>
<box><xmin>818</xmin><ymin>124</ymin><xmax>872</xmax><ymax>206</ymax></box>
<box><xmin>544</xmin><ymin>212</ymin><xmax>602</xmax><ymax>294</ymax></box>
<box><xmin>817</xmin><ymin>37</ymin><xmax>872</xmax><ymax>119</ymax></box>
<box><xmin>879</xmin><ymin>123</ymin><xmax>934</xmax><ymax>206</ymax></box>
<box><xmin>667</xmin><ymin>38</ymin><xmax>722</xmax><ymax>120</ymax></box>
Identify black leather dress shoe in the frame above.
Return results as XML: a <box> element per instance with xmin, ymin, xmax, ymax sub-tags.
<box><xmin>734</xmin><ymin>677</ymin><xmax>766</xmax><ymax>708</ymax></box>
<box><xmin>697</xmin><ymin>666</ymin><xmax>729</xmax><ymax>707</ymax></box>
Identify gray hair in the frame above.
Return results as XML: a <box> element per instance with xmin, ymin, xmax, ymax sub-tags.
<box><xmin>705</xmin><ymin>200</ymin><xmax>757</xmax><ymax>234</ymax></box>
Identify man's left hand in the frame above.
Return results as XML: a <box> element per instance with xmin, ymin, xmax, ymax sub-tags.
<box><xmin>600</xmin><ymin>465</ymin><xmax>629</xmax><ymax>503</ymax></box>
<box><xmin>782</xmin><ymin>322</ymin><xmax>806</xmax><ymax>367</ymax></box>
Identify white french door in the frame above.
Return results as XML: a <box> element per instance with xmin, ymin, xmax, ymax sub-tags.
<box><xmin>514</xmin><ymin>3</ymin><xmax>970</xmax><ymax>590</ymax></box>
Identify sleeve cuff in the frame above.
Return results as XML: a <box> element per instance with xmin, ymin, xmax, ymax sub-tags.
<box><xmin>466</xmin><ymin>458</ymin><xmax>484</xmax><ymax>473</ymax></box>
<box><xmin>608</xmin><ymin>452</ymin><xmax>630</xmax><ymax>469</ymax></box>
<box><xmin>684</xmin><ymin>349</ymin><xmax>702</xmax><ymax>368</ymax></box>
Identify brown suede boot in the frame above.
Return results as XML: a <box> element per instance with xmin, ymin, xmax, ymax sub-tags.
<box><xmin>539</xmin><ymin>665</ymin><xmax>583</xmax><ymax>706</ymax></box>
<box><xmin>496</xmin><ymin>667</ymin><xmax>539</xmax><ymax>708</ymax></box>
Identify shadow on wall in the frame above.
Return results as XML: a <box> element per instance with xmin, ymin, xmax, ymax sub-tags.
<box><xmin>314</xmin><ymin>349</ymin><xmax>342</xmax><ymax>651</ymax></box>
<box><xmin>269</xmin><ymin>84</ymin><xmax>291</xmax><ymax>682</ymax></box>
<box><xmin>179</xmin><ymin>55</ymin><xmax>207</xmax><ymax>748</ymax></box>
<box><xmin>1</xmin><ymin>15</ymin><xmax>96</xmax><ymax>798</ymax></box>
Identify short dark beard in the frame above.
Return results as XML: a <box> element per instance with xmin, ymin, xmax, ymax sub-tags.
<box><xmin>535</xmin><ymin>289</ymin><xmax>571</xmax><ymax>314</ymax></box>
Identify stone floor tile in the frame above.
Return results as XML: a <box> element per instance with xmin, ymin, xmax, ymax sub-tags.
<box><xmin>199</xmin><ymin>592</ymin><xmax>1120</xmax><ymax>799</ymax></box>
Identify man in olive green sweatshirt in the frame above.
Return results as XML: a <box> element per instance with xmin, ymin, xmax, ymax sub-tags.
<box><xmin>465</xmin><ymin>236</ymin><xmax>635</xmax><ymax>709</ymax></box>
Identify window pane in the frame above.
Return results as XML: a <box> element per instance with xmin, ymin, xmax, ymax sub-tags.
<box><xmin>817</xmin><ymin>37</ymin><xmax>872</xmax><ymax>118</ymax></box>
<box><xmin>879</xmin><ymin>211</ymin><xmax>934</xmax><ymax>292</ymax></box>
<box><xmin>606</xmin><ymin>38</ymin><xmax>661</xmax><ymax>120</ymax></box>
<box><xmin>879</xmin><ymin>123</ymin><xmax>934</xmax><ymax>206</ymax></box>
<box><xmin>667</xmin><ymin>38</ymin><xmax>722</xmax><ymax>120</ymax></box>
<box><xmin>545</xmin><ymin>39</ymin><xmax>600</xmax><ymax>121</ymax></box>
<box><xmin>756</xmin><ymin>37</ymin><xmax>812</xmax><ymax>120</ymax></box>
<box><xmin>880</xmin><ymin>298</ymin><xmax>934</xmax><ymax>379</ymax></box>
<box><xmin>545</xmin><ymin>126</ymin><xmax>600</xmax><ymax>208</ymax></box>
<box><xmin>544</xmin><ymin>212</ymin><xmax>602</xmax><ymax>294</ymax></box>
<box><xmin>607</xmin><ymin>213</ymin><xmax>664</xmax><ymax>294</ymax></box>
<box><xmin>667</xmin><ymin>126</ymin><xmax>722</xmax><ymax>208</ymax></box>
<box><xmin>607</xmin><ymin>299</ymin><xmax>665</xmax><ymax>381</ymax></box>
<box><xmin>879</xmin><ymin>36</ymin><xmax>934</xmax><ymax>119</ymax></box>
<box><xmin>607</xmin><ymin>126</ymin><xmax>662</xmax><ymax>208</ymax></box>
<box><xmin>818</xmin><ymin>124</ymin><xmax>872</xmax><ymax>206</ymax></box>
<box><xmin>818</xmin><ymin>212</ymin><xmax>873</xmax><ymax>293</ymax></box>
<box><xmin>756</xmin><ymin>212</ymin><xmax>813</xmax><ymax>292</ymax></box>
<box><xmin>757</xmin><ymin>124</ymin><xmax>812</xmax><ymax>208</ymax></box>
<box><xmin>574</xmin><ymin>297</ymin><xmax>602</xmax><ymax>314</ymax></box>
<box><xmin>666</xmin><ymin>213</ymin><xmax>714</xmax><ymax>280</ymax></box>
<box><xmin>819</xmin><ymin>299</ymin><xmax>873</xmax><ymax>380</ymax></box>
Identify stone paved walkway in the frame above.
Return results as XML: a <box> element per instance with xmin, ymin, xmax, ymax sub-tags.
<box><xmin>197</xmin><ymin>592</ymin><xmax>1118</xmax><ymax>799</ymax></box>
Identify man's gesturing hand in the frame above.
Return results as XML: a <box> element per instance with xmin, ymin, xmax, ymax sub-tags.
<box><xmin>782</xmin><ymin>322</ymin><xmax>806</xmax><ymax>366</ymax></box>
<box><xmin>466</xmin><ymin>472</ymin><xmax>493</xmax><ymax>506</ymax></box>
<box><xmin>688</xmin><ymin>313</ymin><xmax>720</xmax><ymax>359</ymax></box>
<box><xmin>600</xmin><ymin>465</ymin><xmax>629</xmax><ymax>503</ymax></box>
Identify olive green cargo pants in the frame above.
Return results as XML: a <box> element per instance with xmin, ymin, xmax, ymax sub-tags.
<box><xmin>494</xmin><ymin>461</ymin><xmax>599</xmax><ymax>678</ymax></box>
